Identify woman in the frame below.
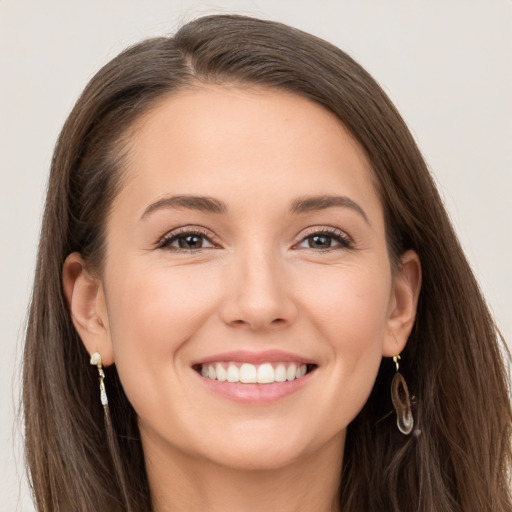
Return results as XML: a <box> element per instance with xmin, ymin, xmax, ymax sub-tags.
<box><xmin>23</xmin><ymin>14</ymin><xmax>511</xmax><ymax>512</ymax></box>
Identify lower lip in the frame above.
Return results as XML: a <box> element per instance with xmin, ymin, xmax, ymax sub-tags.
<box><xmin>195</xmin><ymin>370</ymin><xmax>315</xmax><ymax>403</ymax></box>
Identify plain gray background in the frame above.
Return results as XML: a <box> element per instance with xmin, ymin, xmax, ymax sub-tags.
<box><xmin>1</xmin><ymin>1</ymin><xmax>511</xmax><ymax>509</ymax></box>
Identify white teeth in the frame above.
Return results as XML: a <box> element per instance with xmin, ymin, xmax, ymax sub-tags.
<box><xmin>215</xmin><ymin>363</ymin><xmax>227</xmax><ymax>382</ymax></box>
<box><xmin>256</xmin><ymin>363</ymin><xmax>275</xmax><ymax>384</ymax></box>
<box><xmin>296</xmin><ymin>364</ymin><xmax>307</xmax><ymax>379</ymax></box>
<box><xmin>240</xmin><ymin>363</ymin><xmax>257</xmax><ymax>383</ymax></box>
<box><xmin>199</xmin><ymin>362</ymin><xmax>309</xmax><ymax>384</ymax></box>
<box><xmin>227</xmin><ymin>365</ymin><xmax>240</xmax><ymax>382</ymax></box>
<box><xmin>286</xmin><ymin>363</ymin><xmax>297</xmax><ymax>381</ymax></box>
<box><xmin>274</xmin><ymin>363</ymin><xmax>287</xmax><ymax>382</ymax></box>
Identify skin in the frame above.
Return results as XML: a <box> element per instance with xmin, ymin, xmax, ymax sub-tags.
<box><xmin>64</xmin><ymin>86</ymin><xmax>421</xmax><ymax>512</ymax></box>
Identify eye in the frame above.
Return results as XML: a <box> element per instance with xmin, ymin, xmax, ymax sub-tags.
<box><xmin>158</xmin><ymin>229</ymin><xmax>218</xmax><ymax>251</ymax></box>
<box><xmin>295</xmin><ymin>228</ymin><xmax>352</xmax><ymax>251</ymax></box>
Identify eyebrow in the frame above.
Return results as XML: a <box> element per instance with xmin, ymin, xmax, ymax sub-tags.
<box><xmin>140</xmin><ymin>195</ymin><xmax>227</xmax><ymax>220</ymax></box>
<box><xmin>290</xmin><ymin>195</ymin><xmax>370</xmax><ymax>224</ymax></box>
<box><xmin>140</xmin><ymin>194</ymin><xmax>369</xmax><ymax>224</ymax></box>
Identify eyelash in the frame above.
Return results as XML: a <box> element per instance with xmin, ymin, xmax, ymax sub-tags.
<box><xmin>157</xmin><ymin>226</ymin><xmax>353</xmax><ymax>253</ymax></box>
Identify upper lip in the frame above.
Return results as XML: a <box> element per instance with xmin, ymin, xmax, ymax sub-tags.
<box><xmin>191</xmin><ymin>349</ymin><xmax>316</xmax><ymax>366</ymax></box>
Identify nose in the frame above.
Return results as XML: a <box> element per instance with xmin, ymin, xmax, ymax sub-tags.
<box><xmin>219</xmin><ymin>247</ymin><xmax>298</xmax><ymax>331</ymax></box>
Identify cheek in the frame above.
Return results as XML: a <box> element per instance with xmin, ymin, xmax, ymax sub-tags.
<box><xmin>296</xmin><ymin>263</ymin><xmax>391</xmax><ymax>417</ymax></box>
<box><xmin>108</xmin><ymin>263</ymin><xmax>217</xmax><ymax>348</ymax></box>
<box><xmin>104</xmin><ymin>263</ymin><xmax>220</xmax><ymax>412</ymax></box>
<box><xmin>299</xmin><ymin>262</ymin><xmax>391</xmax><ymax>344</ymax></box>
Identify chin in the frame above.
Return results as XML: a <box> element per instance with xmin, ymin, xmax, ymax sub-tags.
<box><xmin>190</xmin><ymin>423</ymin><xmax>345</xmax><ymax>472</ymax></box>
<box><xmin>203</xmin><ymin>442</ymin><xmax>309</xmax><ymax>471</ymax></box>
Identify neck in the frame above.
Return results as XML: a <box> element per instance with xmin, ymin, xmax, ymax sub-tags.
<box><xmin>144</xmin><ymin>433</ymin><xmax>344</xmax><ymax>512</ymax></box>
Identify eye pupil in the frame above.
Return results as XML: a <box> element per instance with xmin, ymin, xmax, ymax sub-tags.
<box><xmin>309</xmin><ymin>235</ymin><xmax>331</xmax><ymax>248</ymax></box>
<box><xmin>179</xmin><ymin>234</ymin><xmax>203</xmax><ymax>249</ymax></box>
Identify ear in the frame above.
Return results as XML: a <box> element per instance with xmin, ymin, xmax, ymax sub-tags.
<box><xmin>62</xmin><ymin>252</ymin><xmax>114</xmax><ymax>366</ymax></box>
<box><xmin>382</xmin><ymin>249</ymin><xmax>422</xmax><ymax>357</ymax></box>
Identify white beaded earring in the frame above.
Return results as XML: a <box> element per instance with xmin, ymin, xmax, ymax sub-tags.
<box><xmin>90</xmin><ymin>352</ymin><xmax>109</xmax><ymax>408</ymax></box>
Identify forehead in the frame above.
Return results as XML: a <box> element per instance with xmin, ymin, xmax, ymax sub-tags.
<box><xmin>116</xmin><ymin>86</ymin><xmax>382</xmax><ymax>222</ymax></box>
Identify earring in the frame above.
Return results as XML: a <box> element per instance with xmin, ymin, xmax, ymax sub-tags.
<box><xmin>391</xmin><ymin>354</ymin><xmax>414</xmax><ymax>435</ymax></box>
<box><xmin>90</xmin><ymin>352</ymin><xmax>109</xmax><ymax>407</ymax></box>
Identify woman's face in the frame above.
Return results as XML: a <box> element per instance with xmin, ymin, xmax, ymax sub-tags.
<box><xmin>75</xmin><ymin>86</ymin><xmax>418</xmax><ymax>470</ymax></box>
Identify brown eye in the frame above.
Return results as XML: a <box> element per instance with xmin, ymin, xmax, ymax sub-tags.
<box><xmin>159</xmin><ymin>231</ymin><xmax>216</xmax><ymax>250</ymax></box>
<box><xmin>296</xmin><ymin>229</ymin><xmax>351</xmax><ymax>251</ymax></box>
<box><xmin>178</xmin><ymin>234</ymin><xmax>204</xmax><ymax>249</ymax></box>
<box><xmin>307</xmin><ymin>234</ymin><xmax>333</xmax><ymax>249</ymax></box>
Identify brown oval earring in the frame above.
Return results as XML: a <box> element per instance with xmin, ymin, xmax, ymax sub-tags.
<box><xmin>391</xmin><ymin>354</ymin><xmax>414</xmax><ymax>435</ymax></box>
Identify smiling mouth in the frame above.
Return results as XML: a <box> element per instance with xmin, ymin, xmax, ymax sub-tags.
<box><xmin>193</xmin><ymin>362</ymin><xmax>317</xmax><ymax>384</ymax></box>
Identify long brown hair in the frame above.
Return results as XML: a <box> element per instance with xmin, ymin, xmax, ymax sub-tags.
<box><xmin>23</xmin><ymin>14</ymin><xmax>511</xmax><ymax>511</ymax></box>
